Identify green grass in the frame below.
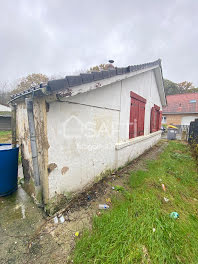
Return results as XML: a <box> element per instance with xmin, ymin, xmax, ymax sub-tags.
<box><xmin>0</xmin><ymin>130</ymin><xmax>11</xmax><ymax>143</ymax></box>
<box><xmin>73</xmin><ymin>141</ymin><xmax>198</xmax><ymax>264</ymax></box>
<box><xmin>0</xmin><ymin>111</ymin><xmax>11</xmax><ymax>116</ymax></box>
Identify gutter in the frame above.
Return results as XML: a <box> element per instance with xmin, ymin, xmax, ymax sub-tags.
<box><xmin>11</xmin><ymin>104</ymin><xmax>17</xmax><ymax>148</ymax></box>
<box><xmin>8</xmin><ymin>84</ymin><xmax>47</xmax><ymax>104</ymax></box>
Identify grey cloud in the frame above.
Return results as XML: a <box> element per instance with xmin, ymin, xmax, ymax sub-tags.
<box><xmin>0</xmin><ymin>0</ymin><xmax>198</xmax><ymax>87</ymax></box>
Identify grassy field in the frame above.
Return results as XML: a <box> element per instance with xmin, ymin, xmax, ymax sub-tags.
<box><xmin>0</xmin><ymin>130</ymin><xmax>11</xmax><ymax>143</ymax></box>
<box><xmin>73</xmin><ymin>141</ymin><xmax>198</xmax><ymax>264</ymax></box>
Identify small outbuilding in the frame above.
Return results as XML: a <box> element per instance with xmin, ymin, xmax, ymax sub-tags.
<box><xmin>10</xmin><ymin>59</ymin><xmax>166</xmax><ymax>205</ymax></box>
<box><xmin>0</xmin><ymin>103</ymin><xmax>11</xmax><ymax>131</ymax></box>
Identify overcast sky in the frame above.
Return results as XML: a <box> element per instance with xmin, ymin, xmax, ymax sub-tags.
<box><xmin>0</xmin><ymin>0</ymin><xmax>198</xmax><ymax>88</ymax></box>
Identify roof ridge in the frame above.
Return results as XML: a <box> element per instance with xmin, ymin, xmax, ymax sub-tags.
<box><xmin>10</xmin><ymin>59</ymin><xmax>161</xmax><ymax>102</ymax></box>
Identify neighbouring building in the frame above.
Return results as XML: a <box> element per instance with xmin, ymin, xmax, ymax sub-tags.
<box><xmin>0</xmin><ymin>103</ymin><xmax>11</xmax><ymax>131</ymax></box>
<box><xmin>162</xmin><ymin>93</ymin><xmax>198</xmax><ymax>127</ymax></box>
<box><xmin>10</xmin><ymin>59</ymin><xmax>166</xmax><ymax>205</ymax></box>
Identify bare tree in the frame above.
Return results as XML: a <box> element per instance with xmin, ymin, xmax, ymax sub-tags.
<box><xmin>11</xmin><ymin>73</ymin><xmax>49</xmax><ymax>95</ymax></box>
<box><xmin>0</xmin><ymin>81</ymin><xmax>13</xmax><ymax>105</ymax></box>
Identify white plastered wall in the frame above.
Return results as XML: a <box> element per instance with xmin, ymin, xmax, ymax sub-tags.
<box><xmin>47</xmin><ymin>97</ymin><xmax>120</xmax><ymax>197</ymax></box>
<box><xmin>47</xmin><ymin>70</ymin><xmax>162</xmax><ymax>198</ymax></box>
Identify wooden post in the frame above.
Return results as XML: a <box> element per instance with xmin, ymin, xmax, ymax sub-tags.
<box><xmin>11</xmin><ymin>104</ymin><xmax>17</xmax><ymax>148</ymax></box>
<box><xmin>25</xmin><ymin>98</ymin><xmax>40</xmax><ymax>186</ymax></box>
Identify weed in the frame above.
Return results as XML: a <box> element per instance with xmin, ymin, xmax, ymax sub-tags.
<box><xmin>113</xmin><ymin>185</ymin><xmax>131</xmax><ymax>199</ymax></box>
<box><xmin>171</xmin><ymin>152</ymin><xmax>192</xmax><ymax>161</ymax></box>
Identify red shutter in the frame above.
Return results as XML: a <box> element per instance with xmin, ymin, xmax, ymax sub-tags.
<box><xmin>158</xmin><ymin>111</ymin><xmax>162</xmax><ymax>130</ymax></box>
<box><xmin>138</xmin><ymin>101</ymin><xmax>145</xmax><ymax>136</ymax></box>
<box><xmin>151</xmin><ymin>105</ymin><xmax>161</xmax><ymax>133</ymax></box>
<box><xmin>129</xmin><ymin>92</ymin><xmax>146</xmax><ymax>139</ymax></box>
<box><xmin>150</xmin><ymin>107</ymin><xmax>155</xmax><ymax>133</ymax></box>
<box><xmin>129</xmin><ymin>98</ymin><xmax>134</xmax><ymax>139</ymax></box>
<box><xmin>129</xmin><ymin>97</ymin><xmax>139</xmax><ymax>139</ymax></box>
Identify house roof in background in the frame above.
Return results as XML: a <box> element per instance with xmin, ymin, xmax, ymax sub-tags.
<box><xmin>10</xmin><ymin>59</ymin><xmax>166</xmax><ymax>106</ymax></box>
<box><xmin>163</xmin><ymin>93</ymin><xmax>198</xmax><ymax>114</ymax></box>
<box><xmin>0</xmin><ymin>103</ymin><xmax>11</xmax><ymax>112</ymax></box>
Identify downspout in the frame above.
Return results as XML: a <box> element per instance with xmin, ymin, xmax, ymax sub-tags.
<box><xmin>25</xmin><ymin>98</ymin><xmax>40</xmax><ymax>186</ymax></box>
<box><xmin>11</xmin><ymin>104</ymin><xmax>17</xmax><ymax>148</ymax></box>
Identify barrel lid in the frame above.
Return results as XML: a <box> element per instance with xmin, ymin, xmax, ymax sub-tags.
<box><xmin>0</xmin><ymin>144</ymin><xmax>13</xmax><ymax>150</ymax></box>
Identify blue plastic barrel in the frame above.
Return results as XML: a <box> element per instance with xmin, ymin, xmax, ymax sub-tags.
<box><xmin>0</xmin><ymin>144</ymin><xmax>19</xmax><ymax>196</ymax></box>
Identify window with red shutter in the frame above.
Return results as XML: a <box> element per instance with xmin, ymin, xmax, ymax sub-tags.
<box><xmin>150</xmin><ymin>105</ymin><xmax>162</xmax><ymax>133</ymax></box>
<box><xmin>129</xmin><ymin>92</ymin><xmax>146</xmax><ymax>139</ymax></box>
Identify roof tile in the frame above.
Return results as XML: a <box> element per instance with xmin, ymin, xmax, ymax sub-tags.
<box><xmin>80</xmin><ymin>73</ymin><xmax>94</xmax><ymax>84</ymax></box>
<box><xmin>66</xmin><ymin>76</ymin><xmax>83</xmax><ymax>87</ymax></box>
<box><xmin>48</xmin><ymin>79</ymin><xmax>69</xmax><ymax>92</ymax></box>
<box><xmin>101</xmin><ymin>70</ymin><xmax>110</xmax><ymax>79</ymax></box>
<box><xmin>116</xmin><ymin>67</ymin><xmax>123</xmax><ymax>75</ymax></box>
<box><xmin>163</xmin><ymin>93</ymin><xmax>198</xmax><ymax>114</ymax></box>
<box><xmin>91</xmin><ymin>71</ymin><xmax>103</xmax><ymax>81</ymax></box>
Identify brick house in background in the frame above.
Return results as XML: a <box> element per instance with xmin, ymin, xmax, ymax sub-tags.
<box><xmin>162</xmin><ymin>93</ymin><xmax>198</xmax><ymax>126</ymax></box>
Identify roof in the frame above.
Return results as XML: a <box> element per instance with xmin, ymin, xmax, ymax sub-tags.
<box><xmin>0</xmin><ymin>104</ymin><xmax>11</xmax><ymax>112</ymax></box>
<box><xmin>10</xmin><ymin>59</ymin><xmax>166</xmax><ymax>105</ymax></box>
<box><xmin>163</xmin><ymin>93</ymin><xmax>198</xmax><ymax>114</ymax></box>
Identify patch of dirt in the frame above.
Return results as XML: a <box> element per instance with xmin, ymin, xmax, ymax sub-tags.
<box><xmin>29</xmin><ymin>140</ymin><xmax>168</xmax><ymax>263</ymax></box>
<box><xmin>142</xmin><ymin>245</ymin><xmax>151</xmax><ymax>263</ymax></box>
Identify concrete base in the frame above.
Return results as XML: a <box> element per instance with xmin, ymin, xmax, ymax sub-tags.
<box><xmin>115</xmin><ymin>131</ymin><xmax>162</xmax><ymax>168</ymax></box>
